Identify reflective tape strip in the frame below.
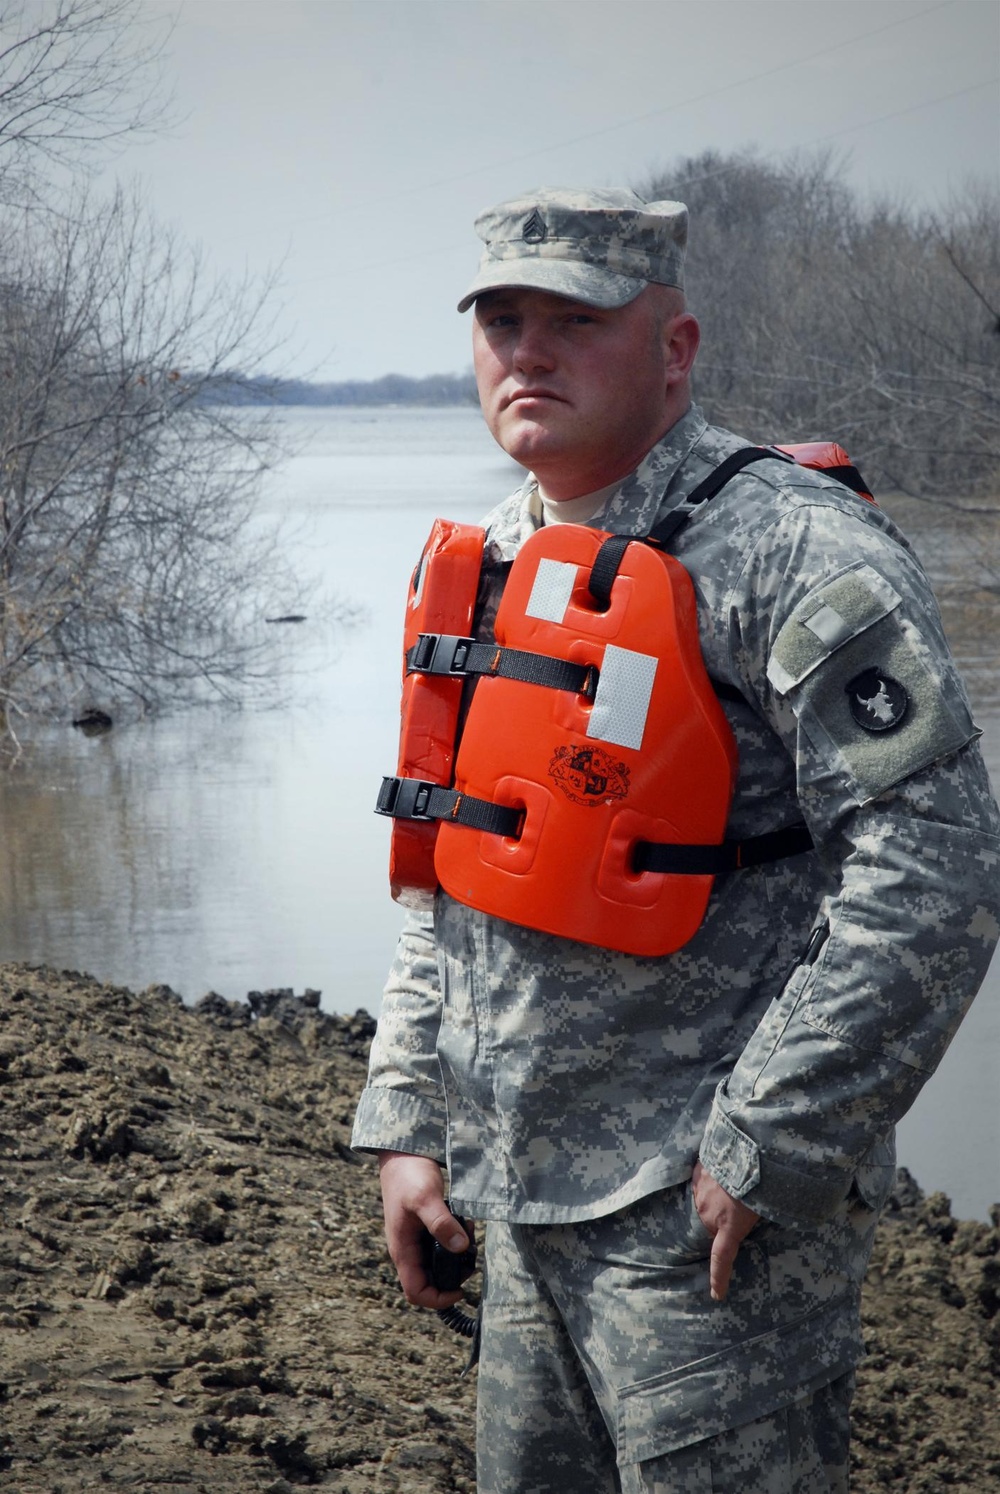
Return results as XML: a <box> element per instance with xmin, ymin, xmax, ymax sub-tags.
<box><xmin>803</xmin><ymin>603</ymin><xmax>852</xmax><ymax>648</ymax></box>
<box><xmin>587</xmin><ymin>644</ymin><xmax>657</xmax><ymax>751</ymax></box>
<box><xmin>526</xmin><ymin>558</ymin><xmax>577</xmax><ymax>623</ymax></box>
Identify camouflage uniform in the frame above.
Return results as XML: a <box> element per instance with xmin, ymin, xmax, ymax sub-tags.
<box><xmin>353</xmin><ymin>392</ymin><xmax>1000</xmax><ymax>1482</ymax></box>
<box><xmin>478</xmin><ymin>1202</ymin><xmax>858</xmax><ymax>1492</ymax></box>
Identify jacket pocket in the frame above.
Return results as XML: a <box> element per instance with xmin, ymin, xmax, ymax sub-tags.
<box><xmin>676</xmin><ymin>1180</ymin><xmax>715</xmax><ymax>1264</ymax></box>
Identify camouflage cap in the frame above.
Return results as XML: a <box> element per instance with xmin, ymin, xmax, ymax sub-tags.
<box><xmin>457</xmin><ymin>186</ymin><xmax>688</xmax><ymax>313</ymax></box>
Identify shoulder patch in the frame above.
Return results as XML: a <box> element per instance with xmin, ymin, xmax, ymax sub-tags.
<box><xmin>767</xmin><ymin>564</ymin><xmax>976</xmax><ymax>804</ymax></box>
<box><xmin>846</xmin><ymin>670</ymin><xmax>909</xmax><ymax>733</ymax></box>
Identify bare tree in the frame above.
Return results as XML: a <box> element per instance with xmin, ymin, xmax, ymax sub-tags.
<box><xmin>0</xmin><ymin>188</ymin><xmax>312</xmax><ymax>745</ymax></box>
<box><xmin>0</xmin><ymin>0</ymin><xmax>170</xmax><ymax>204</ymax></box>
<box><xmin>0</xmin><ymin>3</ymin><xmax>340</xmax><ymax>751</ymax></box>
<box><xmin>640</xmin><ymin>151</ymin><xmax>1000</xmax><ymax>499</ymax></box>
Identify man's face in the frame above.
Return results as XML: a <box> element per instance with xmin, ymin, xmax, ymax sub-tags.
<box><xmin>471</xmin><ymin>285</ymin><xmax>696</xmax><ymax>500</ymax></box>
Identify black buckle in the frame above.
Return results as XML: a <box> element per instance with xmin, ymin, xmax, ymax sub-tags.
<box><xmin>375</xmin><ymin>776</ymin><xmax>437</xmax><ymax>820</ymax></box>
<box><xmin>408</xmin><ymin>634</ymin><xmax>475</xmax><ymax>676</ymax></box>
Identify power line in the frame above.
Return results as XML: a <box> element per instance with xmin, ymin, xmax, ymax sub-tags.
<box><xmin>287</xmin><ymin>0</ymin><xmax>958</xmax><ymax>231</ymax></box>
<box><xmin>656</xmin><ymin>75</ymin><xmax>998</xmax><ymax>196</ymax></box>
<box><xmin>398</xmin><ymin>1</ymin><xmax>960</xmax><ymax>198</ymax></box>
<box><xmin>288</xmin><ymin>73</ymin><xmax>998</xmax><ymax>289</ymax></box>
<box><xmin>801</xmin><ymin>73</ymin><xmax>998</xmax><ymax>153</ymax></box>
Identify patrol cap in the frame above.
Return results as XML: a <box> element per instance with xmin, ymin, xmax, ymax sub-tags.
<box><xmin>457</xmin><ymin>186</ymin><xmax>688</xmax><ymax>313</ymax></box>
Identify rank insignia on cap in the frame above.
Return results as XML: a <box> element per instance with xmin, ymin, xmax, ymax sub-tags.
<box><xmin>522</xmin><ymin>209</ymin><xmax>546</xmax><ymax>244</ymax></box>
<box><xmin>846</xmin><ymin>669</ymin><xmax>909</xmax><ymax>732</ymax></box>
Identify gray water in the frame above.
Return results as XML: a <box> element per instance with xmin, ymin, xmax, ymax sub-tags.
<box><xmin>0</xmin><ymin>407</ymin><xmax>996</xmax><ymax>1219</ymax></box>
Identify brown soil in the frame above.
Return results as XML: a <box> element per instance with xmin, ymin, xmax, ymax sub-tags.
<box><xmin>1</xmin><ymin>966</ymin><xmax>998</xmax><ymax>1492</ymax></box>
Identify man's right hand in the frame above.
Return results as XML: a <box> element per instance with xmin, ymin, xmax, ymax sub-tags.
<box><xmin>377</xmin><ymin>1150</ymin><xmax>471</xmax><ymax>1309</ymax></box>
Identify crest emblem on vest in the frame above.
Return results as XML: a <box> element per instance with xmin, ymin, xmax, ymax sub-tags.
<box><xmin>522</xmin><ymin>209</ymin><xmax>547</xmax><ymax>244</ymax></box>
<box><xmin>549</xmin><ymin>744</ymin><xmax>630</xmax><ymax>806</ymax></box>
<box><xmin>846</xmin><ymin>669</ymin><xmax>909</xmax><ymax>733</ymax></box>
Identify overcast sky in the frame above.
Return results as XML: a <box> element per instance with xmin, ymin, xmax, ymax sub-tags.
<box><xmin>109</xmin><ymin>0</ymin><xmax>1000</xmax><ymax>382</ymax></box>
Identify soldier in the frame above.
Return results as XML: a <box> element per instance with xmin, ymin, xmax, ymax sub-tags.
<box><xmin>353</xmin><ymin>187</ymin><xmax>1000</xmax><ymax>1492</ymax></box>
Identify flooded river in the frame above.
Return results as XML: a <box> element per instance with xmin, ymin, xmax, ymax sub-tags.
<box><xmin>0</xmin><ymin>407</ymin><xmax>996</xmax><ymax>1217</ymax></box>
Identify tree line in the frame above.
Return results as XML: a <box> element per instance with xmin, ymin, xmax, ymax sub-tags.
<box><xmin>203</xmin><ymin>370</ymin><xmax>478</xmax><ymax>408</ymax></box>
<box><xmin>642</xmin><ymin>151</ymin><xmax>999</xmax><ymax>500</ymax></box>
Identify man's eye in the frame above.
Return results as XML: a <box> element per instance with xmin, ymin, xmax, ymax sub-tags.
<box><xmin>567</xmin><ymin>313</ymin><xmax>597</xmax><ymax>325</ymax></box>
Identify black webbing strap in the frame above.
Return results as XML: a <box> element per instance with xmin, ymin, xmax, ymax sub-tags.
<box><xmin>647</xmin><ymin>446</ymin><xmax>793</xmax><ymax>547</ymax></box>
<box><xmin>685</xmin><ymin>446</ymin><xmax>795</xmax><ymax>509</ymax></box>
<box><xmin>709</xmin><ymin>677</ymin><xmax>747</xmax><ymax>706</ymax></box>
<box><xmin>587</xmin><ymin>534</ymin><xmax>633</xmax><ymax>611</ymax></box>
<box><xmin>633</xmin><ymin>823</ymin><xmax>813</xmax><ymax>876</ymax></box>
<box><xmin>588</xmin><ymin>448</ymin><xmax>795</xmax><ymax>604</ymax></box>
<box><xmin>823</xmin><ymin>463</ymin><xmax>873</xmax><ymax>501</ymax></box>
<box><xmin>377</xmin><ymin>775</ymin><xmax>812</xmax><ymax>871</ymax></box>
<box><xmin>376</xmin><ymin>776</ymin><xmax>523</xmax><ymax>838</ymax></box>
<box><xmin>407</xmin><ymin>633</ymin><xmax>598</xmax><ymax>699</ymax></box>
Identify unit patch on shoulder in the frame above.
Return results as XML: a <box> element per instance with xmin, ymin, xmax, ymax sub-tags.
<box><xmin>550</xmin><ymin>744</ymin><xmax>630</xmax><ymax>806</ymax></box>
<box><xmin>846</xmin><ymin>669</ymin><xmax>909</xmax><ymax>733</ymax></box>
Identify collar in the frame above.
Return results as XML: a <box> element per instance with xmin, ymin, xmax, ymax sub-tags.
<box><xmin>486</xmin><ymin>405</ymin><xmax>719</xmax><ymax>559</ymax></box>
<box><xmin>539</xmin><ymin>477</ymin><xmax>623</xmax><ymax>525</ymax></box>
<box><xmin>599</xmin><ymin>405</ymin><xmax>709</xmax><ymax>537</ymax></box>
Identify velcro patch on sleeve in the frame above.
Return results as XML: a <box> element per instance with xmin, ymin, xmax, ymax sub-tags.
<box><xmin>767</xmin><ymin>564</ymin><xmax>901</xmax><ymax>695</ymax></box>
<box><xmin>767</xmin><ymin>562</ymin><xmax>976</xmax><ymax>803</ymax></box>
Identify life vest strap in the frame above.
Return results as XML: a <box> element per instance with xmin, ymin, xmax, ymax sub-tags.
<box><xmin>821</xmin><ymin>463</ymin><xmax>871</xmax><ymax>500</ymax></box>
<box><xmin>633</xmin><ymin>822</ymin><xmax>813</xmax><ymax>875</ymax></box>
<box><xmin>648</xmin><ymin>446</ymin><xmax>796</xmax><ymax>549</ymax></box>
<box><xmin>589</xmin><ymin>448</ymin><xmax>794</xmax><ymax>606</ymax></box>
<box><xmin>377</xmin><ymin>776</ymin><xmax>523</xmax><ymax>838</ymax></box>
<box><xmin>407</xmin><ymin>633</ymin><xmax>599</xmax><ymax>699</ymax></box>
<box><xmin>379</xmin><ymin>771</ymin><xmax>812</xmax><ymax>875</ymax></box>
<box><xmin>588</xmin><ymin>534</ymin><xmax>633</xmax><ymax>611</ymax></box>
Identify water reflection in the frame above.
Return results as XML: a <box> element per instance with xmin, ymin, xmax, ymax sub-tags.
<box><xmin>0</xmin><ymin>409</ymin><xmax>508</xmax><ymax>1010</ymax></box>
<box><xmin>875</xmin><ymin>491</ymin><xmax>1000</xmax><ymax>1221</ymax></box>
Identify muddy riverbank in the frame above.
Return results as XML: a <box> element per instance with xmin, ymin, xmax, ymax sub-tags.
<box><xmin>1</xmin><ymin>965</ymin><xmax>998</xmax><ymax>1491</ymax></box>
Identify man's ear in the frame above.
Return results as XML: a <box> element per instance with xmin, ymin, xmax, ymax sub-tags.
<box><xmin>665</xmin><ymin>312</ymin><xmax>700</xmax><ymax>386</ymax></box>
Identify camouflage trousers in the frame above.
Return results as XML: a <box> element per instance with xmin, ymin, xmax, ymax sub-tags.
<box><xmin>476</xmin><ymin>1178</ymin><xmax>881</xmax><ymax>1492</ymax></box>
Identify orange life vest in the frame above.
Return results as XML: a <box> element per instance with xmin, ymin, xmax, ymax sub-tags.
<box><xmin>434</xmin><ymin>523</ymin><xmax>739</xmax><ymax>955</ymax></box>
<box><xmin>377</xmin><ymin>443</ymin><xmax>870</xmax><ymax>951</ymax></box>
<box><xmin>775</xmin><ymin>442</ymin><xmax>874</xmax><ymax>501</ymax></box>
<box><xmin>387</xmin><ymin>518</ymin><xmax>483</xmax><ymax>908</ymax></box>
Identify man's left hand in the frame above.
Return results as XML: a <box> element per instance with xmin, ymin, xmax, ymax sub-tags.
<box><xmin>691</xmin><ymin>1159</ymin><xmax>761</xmax><ymax>1303</ymax></box>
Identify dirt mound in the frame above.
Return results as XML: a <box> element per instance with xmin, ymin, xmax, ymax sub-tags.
<box><xmin>1</xmin><ymin>965</ymin><xmax>997</xmax><ymax>1491</ymax></box>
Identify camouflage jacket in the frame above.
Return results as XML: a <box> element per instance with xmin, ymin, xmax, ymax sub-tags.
<box><xmin>352</xmin><ymin>406</ymin><xmax>1000</xmax><ymax>1227</ymax></box>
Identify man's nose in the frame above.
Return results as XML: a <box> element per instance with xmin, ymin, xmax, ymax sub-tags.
<box><xmin>512</xmin><ymin>322</ymin><xmax>557</xmax><ymax>374</ymax></box>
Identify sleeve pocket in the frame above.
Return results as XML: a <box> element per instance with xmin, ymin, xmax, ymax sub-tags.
<box><xmin>851</xmin><ymin>1133</ymin><xmax>897</xmax><ymax>1213</ymax></box>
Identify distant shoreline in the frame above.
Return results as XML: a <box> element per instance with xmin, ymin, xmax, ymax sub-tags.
<box><xmin>200</xmin><ymin>370</ymin><xmax>478</xmax><ymax>408</ymax></box>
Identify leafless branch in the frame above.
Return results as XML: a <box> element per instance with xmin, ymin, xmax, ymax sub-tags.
<box><xmin>0</xmin><ymin>188</ymin><xmax>327</xmax><ymax>737</ymax></box>
<box><xmin>639</xmin><ymin>150</ymin><xmax>1000</xmax><ymax>499</ymax></box>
